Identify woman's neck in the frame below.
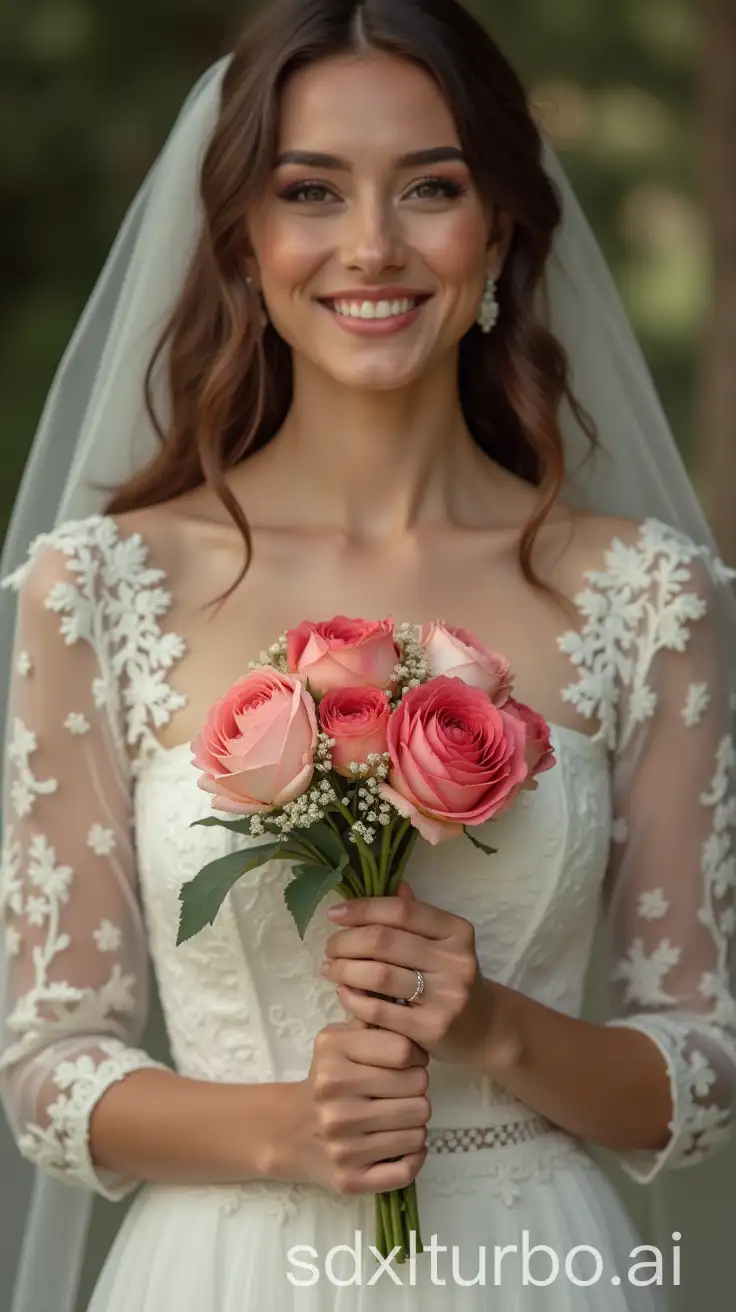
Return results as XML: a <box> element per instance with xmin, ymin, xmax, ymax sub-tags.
<box><xmin>230</xmin><ymin>352</ymin><xmax>504</xmax><ymax>543</ymax></box>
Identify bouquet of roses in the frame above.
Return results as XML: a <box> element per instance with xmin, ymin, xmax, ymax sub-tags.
<box><xmin>177</xmin><ymin>617</ymin><xmax>555</xmax><ymax>1264</ymax></box>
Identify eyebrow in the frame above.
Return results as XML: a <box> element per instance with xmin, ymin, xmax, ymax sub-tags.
<box><xmin>274</xmin><ymin>147</ymin><xmax>467</xmax><ymax>170</ymax></box>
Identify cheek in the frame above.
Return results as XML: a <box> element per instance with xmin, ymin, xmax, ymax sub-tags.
<box><xmin>252</xmin><ymin>211</ymin><xmax>330</xmax><ymax>291</ymax></box>
<box><xmin>411</xmin><ymin>209</ymin><xmax>488</xmax><ymax>284</ymax></box>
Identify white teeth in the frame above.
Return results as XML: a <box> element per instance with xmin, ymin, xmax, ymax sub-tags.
<box><xmin>331</xmin><ymin>297</ymin><xmax>419</xmax><ymax>320</ymax></box>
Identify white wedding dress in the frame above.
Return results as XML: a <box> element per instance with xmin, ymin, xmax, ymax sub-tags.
<box><xmin>1</xmin><ymin>512</ymin><xmax>735</xmax><ymax>1311</ymax></box>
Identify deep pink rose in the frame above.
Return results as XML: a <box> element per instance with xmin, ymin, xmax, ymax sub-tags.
<box><xmin>286</xmin><ymin>616</ymin><xmax>398</xmax><ymax>697</ymax></box>
<box><xmin>420</xmin><ymin>621</ymin><xmax>512</xmax><ymax>703</ymax></box>
<box><xmin>319</xmin><ymin>686</ymin><xmax>390</xmax><ymax>777</ymax></box>
<box><xmin>505</xmin><ymin>698</ymin><xmax>555</xmax><ymax>776</ymax></box>
<box><xmin>191</xmin><ymin>669</ymin><xmax>318</xmax><ymax>813</ymax></box>
<box><xmin>378</xmin><ymin>675</ymin><xmax>529</xmax><ymax>845</ymax></box>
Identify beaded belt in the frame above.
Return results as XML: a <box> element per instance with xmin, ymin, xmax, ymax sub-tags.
<box><xmin>427</xmin><ymin>1115</ymin><xmax>554</xmax><ymax>1154</ymax></box>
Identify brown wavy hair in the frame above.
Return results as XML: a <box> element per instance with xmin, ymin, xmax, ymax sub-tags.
<box><xmin>106</xmin><ymin>0</ymin><xmax>597</xmax><ymax>603</ymax></box>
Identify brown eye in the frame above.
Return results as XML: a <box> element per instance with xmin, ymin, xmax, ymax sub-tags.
<box><xmin>407</xmin><ymin>177</ymin><xmax>466</xmax><ymax>202</ymax></box>
<box><xmin>280</xmin><ymin>182</ymin><xmax>335</xmax><ymax>204</ymax></box>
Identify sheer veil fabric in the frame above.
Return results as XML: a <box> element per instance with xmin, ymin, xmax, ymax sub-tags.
<box><xmin>0</xmin><ymin>55</ymin><xmax>734</xmax><ymax>1312</ymax></box>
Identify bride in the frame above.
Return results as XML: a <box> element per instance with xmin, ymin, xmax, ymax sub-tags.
<box><xmin>1</xmin><ymin>1</ymin><xmax>735</xmax><ymax>1309</ymax></box>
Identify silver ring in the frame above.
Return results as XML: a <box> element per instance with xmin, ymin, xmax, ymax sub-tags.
<box><xmin>406</xmin><ymin>969</ymin><xmax>425</xmax><ymax>1004</ymax></box>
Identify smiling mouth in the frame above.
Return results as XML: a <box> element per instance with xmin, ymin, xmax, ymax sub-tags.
<box><xmin>320</xmin><ymin>294</ymin><xmax>432</xmax><ymax>321</ymax></box>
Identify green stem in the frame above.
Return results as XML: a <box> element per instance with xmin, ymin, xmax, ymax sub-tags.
<box><xmin>330</xmin><ymin>781</ymin><xmax>380</xmax><ymax>895</ymax></box>
<box><xmin>331</xmin><ymin>795</ymin><xmax>357</xmax><ymax>829</ymax></box>
<box><xmin>388</xmin><ymin>817</ymin><xmax>411</xmax><ymax>866</ymax></box>
<box><xmin>285</xmin><ymin>836</ymin><xmax>325</xmax><ymax>864</ymax></box>
<box><xmin>389</xmin><ymin>1190</ymin><xmax>405</xmax><ymax>1262</ymax></box>
<box><xmin>375</xmin><ymin>1193</ymin><xmax>387</xmax><ymax>1258</ymax></box>
<box><xmin>380</xmin><ymin>1191</ymin><xmax>395</xmax><ymax>1258</ymax></box>
<box><xmin>356</xmin><ymin>839</ymin><xmax>374</xmax><ymax>896</ymax></box>
<box><xmin>377</xmin><ymin>820</ymin><xmax>393</xmax><ymax>895</ymax></box>
<box><xmin>357</xmin><ymin>833</ymin><xmax>379</xmax><ymax>896</ymax></box>
<box><xmin>324</xmin><ymin>812</ymin><xmax>343</xmax><ymax>839</ymax></box>
<box><xmin>330</xmin><ymin>796</ymin><xmax>372</xmax><ymax>894</ymax></box>
<box><xmin>404</xmin><ymin>1181</ymin><xmax>423</xmax><ymax>1253</ymax></box>
<box><xmin>338</xmin><ymin>867</ymin><xmax>363</xmax><ymax>898</ymax></box>
<box><xmin>386</xmin><ymin>828</ymin><xmax>419</xmax><ymax>894</ymax></box>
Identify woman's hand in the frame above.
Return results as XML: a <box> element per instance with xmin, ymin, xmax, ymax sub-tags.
<box><xmin>321</xmin><ymin>884</ymin><xmax>494</xmax><ymax>1066</ymax></box>
<box><xmin>274</xmin><ymin>1016</ymin><xmax>430</xmax><ymax>1196</ymax></box>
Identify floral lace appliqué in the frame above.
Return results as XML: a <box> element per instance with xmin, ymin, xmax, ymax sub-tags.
<box><xmin>558</xmin><ymin>518</ymin><xmax>735</xmax><ymax>752</ymax></box>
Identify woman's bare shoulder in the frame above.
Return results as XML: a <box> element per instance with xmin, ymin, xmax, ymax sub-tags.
<box><xmin>107</xmin><ymin>490</ymin><xmax>234</xmax><ymax>577</ymax></box>
<box><xmin>540</xmin><ymin>505</ymin><xmax>646</xmax><ymax>598</ymax></box>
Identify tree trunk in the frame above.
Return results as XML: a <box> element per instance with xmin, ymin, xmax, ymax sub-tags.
<box><xmin>697</xmin><ymin>0</ymin><xmax>736</xmax><ymax>564</ymax></box>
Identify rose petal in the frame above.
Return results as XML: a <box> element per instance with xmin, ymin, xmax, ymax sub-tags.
<box><xmin>377</xmin><ymin>783</ymin><xmax>463</xmax><ymax>845</ymax></box>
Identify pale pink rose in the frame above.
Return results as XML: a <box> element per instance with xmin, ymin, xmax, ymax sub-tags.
<box><xmin>319</xmin><ymin>686</ymin><xmax>390</xmax><ymax>778</ymax></box>
<box><xmin>420</xmin><ymin>621</ymin><xmax>512</xmax><ymax>703</ymax></box>
<box><xmin>191</xmin><ymin>669</ymin><xmax>318</xmax><ymax>814</ymax></box>
<box><xmin>505</xmin><ymin>698</ymin><xmax>555</xmax><ymax>776</ymax></box>
<box><xmin>377</xmin><ymin>675</ymin><xmax>529</xmax><ymax>845</ymax></box>
<box><xmin>286</xmin><ymin>616</ymin><xmax>398</xmax><ymax>697</ymax></box>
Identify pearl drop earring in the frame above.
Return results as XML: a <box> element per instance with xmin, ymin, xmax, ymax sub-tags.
<box><xmin>476</xmin><ymin>272</ymin><xmax>499</xmax><ymax>333</ymax></box>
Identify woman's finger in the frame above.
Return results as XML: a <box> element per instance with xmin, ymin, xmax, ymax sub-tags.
<box><xmin>324</xmin><ymin>923</ymin><xmax>439</xmax><ymax>971</ymax></box>
<box><xmin>337</xmin><ymin>983</ymin><xmax>422</xmax><ymax>1038</ymax></box>
<box><xmin>327</xmin><ymin>893</ymin><xmax>451</xmax><ymax>941</ymax></box>
<box><xmin>322</xmin><ymin>956</ymin><xmax>422</xmax><ymax>1003</ymax></box>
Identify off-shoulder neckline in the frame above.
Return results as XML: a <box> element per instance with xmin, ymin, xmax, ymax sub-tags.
<box><xmin>137</xmin><ymin>717</ymin><xmax>608</xmax><ymax>767</ymax></box>
<box><xmin>8</xmin><ymin>509</ymin><xmax>726</xmax><ymax>771</ymax></box>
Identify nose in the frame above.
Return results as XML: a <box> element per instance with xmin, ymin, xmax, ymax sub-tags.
<box><xmin>339</xmin><ymin>191</ymin><xmax>407</xmax><ymax>276</ymax></box>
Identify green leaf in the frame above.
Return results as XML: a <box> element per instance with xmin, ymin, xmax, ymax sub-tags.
<box><xmin>303</xmin><ymin>822</ymin><xmax>348</xmax><ymax>869</ymax></box>
<box><xmin>177</xmin><ymin>842</ymin><xmax>281</xmax><ymax>945</ymax></box>
<box><xmin>284</xmin><ymin>857</ymin><xmax>348</xmax><ymax>939</ymax></box>
<box><xmin>463</xmin><ymin>827</ymin><xmax>497</xmax><ymax>856</ymax></box>
<box><xmin>190</xmin><ymin>815</ymin><xmax>264</xmax><ymax>837</ymax></box>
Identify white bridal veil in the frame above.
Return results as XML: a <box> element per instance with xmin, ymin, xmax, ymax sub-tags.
<box><xmin>0</xmin><ymin>49</ymin><xmax>735</xmax><ymax>1312</ymax></box>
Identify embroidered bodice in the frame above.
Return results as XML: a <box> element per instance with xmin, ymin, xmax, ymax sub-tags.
<box><xmin>1</xmin><ymin>514</ymin><xmax>735</xmax><ymax>1204</ymax></box>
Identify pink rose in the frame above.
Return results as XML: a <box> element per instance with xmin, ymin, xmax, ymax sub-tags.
<box><xmin>505</xmin><ymin>698</ymin><xmax>555</xmax><ymax>776</ymax></box>
<box><xmin>286</xmin><ymin>616</ymin><xmax>398</xmax><ymax>697</ymax></box>
<box><xmin>378</xmin><ymin>675</ymin><xmax>529</xmax><ymax>845</ymax></box>
<box><xmin>420</xmin><ymin>621</ymin><xmax>512</xmax><ymax>703</ymax></box>
<box><xmin>191</xmin><ymin>669</ymin><xmax>318</xmax><ymax>814</ymax></box>
<box><xmin>318</xmin><ymin>686</ymin><xmax>390</xmax><ymax>777</ymax></box>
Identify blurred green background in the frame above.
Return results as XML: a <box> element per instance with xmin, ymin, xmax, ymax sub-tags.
<box><xmin>2</xmin><ymin>0</ymin><xmax>729</xmax><ymax>549</ymax></box>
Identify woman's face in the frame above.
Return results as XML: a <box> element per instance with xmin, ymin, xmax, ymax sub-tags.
<box><xmin>247</xmin><ymin>50</ymin><xmax>507</xmax><ymax>391</ymax></box>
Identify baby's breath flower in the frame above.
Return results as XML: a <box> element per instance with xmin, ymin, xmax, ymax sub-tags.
<box><xmin>247</xmin><ymin>634</ymin><xmax>289</xmax><ymax>672</ymax></box>
<box><xmin>270</xmin><ymin>773</ymin><xmax>338</xmax><ymax>838</ymax></box>
<box><xmin>389</xmin><ymin>622</ymin><xmax>430</xmax><ymax>701</ymax></box>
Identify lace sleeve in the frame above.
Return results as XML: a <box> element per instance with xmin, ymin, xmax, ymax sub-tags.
<box><xmin>0</xmin><ymin>525</ymin><xmax>166</xmax><ymax>1199</ymax></box>
<box><xmin>563</xmin><ymin>519</ymin><xmax>736</xmax><ymax>1184</ymax></box>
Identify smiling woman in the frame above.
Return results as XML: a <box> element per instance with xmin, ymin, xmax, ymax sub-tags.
<box><xmin>1</xmin><ymin>2</ymin><xmax>735</xmax><ymax>1312</ymax></box>
<box><xmin>105</xmin><ymin>2</ymin><xmax>594</xmax><ymax>605</ymax></box>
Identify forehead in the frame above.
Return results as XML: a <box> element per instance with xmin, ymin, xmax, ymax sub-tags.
<box><xmin>277</xmin><ymin>51</ymin><xmax>461</xmax><ymax>156</ymax></box>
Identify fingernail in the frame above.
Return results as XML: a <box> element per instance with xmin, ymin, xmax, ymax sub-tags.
<box><xmin>327</xmin><ymin>905</ymin><xmax>347</xmax><ymax>918</ymax></box>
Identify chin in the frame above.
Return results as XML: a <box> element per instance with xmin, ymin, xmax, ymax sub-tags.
<box><xmin>316</xmin><ymin>350</ymin><xmax>431</xmax><ymax>392</ymax></box>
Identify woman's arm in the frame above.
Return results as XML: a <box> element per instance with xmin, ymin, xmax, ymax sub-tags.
<box><xmin>88</xmin><ymin>1020</ymin><xmax>431</xmax><ymax>1192</ymax></box>
<box><xmin>323</xmin><ymin>527</ymin><xmax>736</xmax><ymax>1181</ymax></box>
<box><xmin>478</xmin><ymin>545</ymin><xmax>736</xmax><ymax>1169</ymax></box>
<box><xmin>475</xmin><ymin>979</ymin><xmax>674</xmax><ymax>1151</ymax></box>
<box><xmin>1</xmin><ymin>523</ymin><xmax>430</xmax><ymax>1200</ymax></box>
<box><xmin>88</xmin><ymin>1068</ymin><xmax>302</xmax><ymax>1185</ymax></box>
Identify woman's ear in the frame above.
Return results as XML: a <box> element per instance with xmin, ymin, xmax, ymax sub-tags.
<box><xmin>487</xmin><ymin>207</ymin><xmax>514</xmax><ymax>278</ymax></box>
